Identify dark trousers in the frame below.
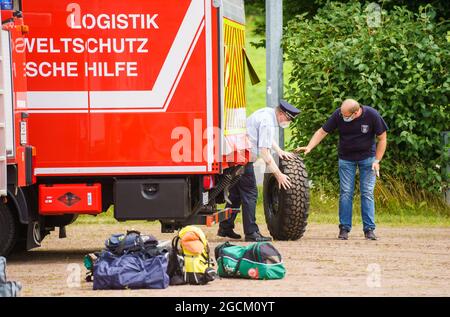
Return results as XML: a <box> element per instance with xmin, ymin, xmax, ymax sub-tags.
<box><xmin>219</xmin><ymin>163</ymin><xmax>259</xmax><ymax>235</ymax></box>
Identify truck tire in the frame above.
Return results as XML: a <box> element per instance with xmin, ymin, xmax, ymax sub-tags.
<box><xmin>263</xmin><ymin>155</ymin><xmax>309</xmax><ymax>240</ymax></box>
<box><xmin>0</xmin><ymin>203</ymin><xmax>19</xmax><ymax>256</ymax></box>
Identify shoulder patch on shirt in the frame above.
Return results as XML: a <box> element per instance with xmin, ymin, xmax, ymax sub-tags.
<box><xmin>361</xmin><ymin>125</ymin><xmax>369</xmax><ymax>134</ymax></box>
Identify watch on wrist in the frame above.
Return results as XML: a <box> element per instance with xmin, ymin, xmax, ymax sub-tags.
<box><xmin>374</xmin><ymin>159</ymin><xmax>380</xmax><ymax>164</ymax></box>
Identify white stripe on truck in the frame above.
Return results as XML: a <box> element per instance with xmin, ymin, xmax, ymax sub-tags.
<box><xmin>34</xmin><ymin>165</ymin><xmax>208</xmax><ymax>175</ymax></box>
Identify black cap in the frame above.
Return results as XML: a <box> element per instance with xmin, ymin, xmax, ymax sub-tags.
<box><xmin>279</xmin><ymin>100</ymin><xmax>301</xmax><ymax>120</ymax></box>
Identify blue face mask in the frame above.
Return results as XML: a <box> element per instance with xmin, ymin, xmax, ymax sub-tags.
<box><xmin>342</xmin><ymin>114</ymin><xmax>355</xmax><ymax>122</ymax></box>
<box><xmin>342</xmin><ymin>107</ymin><xmax>360</xmax><ymax>122</ymax></box>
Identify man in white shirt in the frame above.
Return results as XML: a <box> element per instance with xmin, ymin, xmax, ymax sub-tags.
<box><xmin>218</xmin><ymin>100</ymin><xmax>301</xmax><ymax>241</ymax></box>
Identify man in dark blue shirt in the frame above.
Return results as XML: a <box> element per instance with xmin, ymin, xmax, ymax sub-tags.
<box><xmin>296</xmin><ymin>99</ymin><xmax>388</xmax><ymax>240</ymax></box>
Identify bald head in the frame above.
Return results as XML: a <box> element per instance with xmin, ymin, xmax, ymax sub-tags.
<box><xmin>341</xmin><ymin>99</ymin><xmax>361</xmax><ymax>117</ymax></box>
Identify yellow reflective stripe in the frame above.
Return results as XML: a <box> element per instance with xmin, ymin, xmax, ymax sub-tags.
<box><xmin>224</xmin><ymin>17</ymin><xmax>246</xmax><ymax>133</ymax></box>
<box><xmin>224</xmin><ymin>18</ymin><xmax>245</xmax><ymax>30</ymax></box>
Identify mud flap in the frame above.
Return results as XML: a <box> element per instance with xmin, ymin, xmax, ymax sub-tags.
<box><xmin>243</xmin><ymin>48</ymin><xmax>261</xmax><ymax>85</ymax></box>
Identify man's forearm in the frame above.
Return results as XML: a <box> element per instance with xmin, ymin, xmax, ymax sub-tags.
<box><xmin>307</xmin><ymin>128</ymin><xmax>328</xmax><ymax>150</ymax></box>
<box><xmin>260</xmin><ymin>148</ymin><xmax>281</xmax><ymax>176</ymax></box>
<box><xmin>272</xmin><ymin>141</ymin><xmax>282</xmax><ymax>153</ymax></box>
<box><xmin>375</xmin><ymin>132</ymin><xmax>387</xmax><ymax>161</ymax></box>
<box><xmin>375</xmin><ymin>138</ymin><xmax>387</xmax><ymax>161</ymax></box>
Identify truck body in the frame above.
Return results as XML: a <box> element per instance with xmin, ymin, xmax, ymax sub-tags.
<box><xmin>0</xmin><ymin>0</ymin><xmax>252</xmax><ymax>254</ymax></box>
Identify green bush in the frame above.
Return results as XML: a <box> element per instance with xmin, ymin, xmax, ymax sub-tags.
<box><xmin>246</xmin><ymin>0</ymin><xmax>450</xmax><ymax>48</ymax></box>
<box><xmin>284</xmin><ymin>1</ymin><xmax>449</xmax><ymax>193</ymax></box>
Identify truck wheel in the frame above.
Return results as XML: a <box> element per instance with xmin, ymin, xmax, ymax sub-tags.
<box><xmin>0</xmin><ymin>203</ymin><xmax>19</xmax><ymax>256</ymax></box>
<box><xmin>263</xmin><ymin>155</ymin><xmax>310</xmax><ymax>240</ymax></box>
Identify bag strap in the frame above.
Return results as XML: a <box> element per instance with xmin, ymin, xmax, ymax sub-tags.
<box><xmin>171</xmin><ymin>236</ymin><xmax>181</xmax><ymax>256</ymax></box>
<box><xmin>232</xmin><ymin>243</ymin><xmax>258</xmax><ymax>277</ymax></box>
<box><xmin>115</xmin><ymin>231</ymin><xmax>143</xmax><ymax>255</ymax></box>
<box><xmin>216</xmin><ymin>241</ymin><xmax>232</xmax><ymax>259</ymax></box>
<box><xmin>115</xmin><ymin>238</ymin><xmax>128</xmax><ymax>255</ymax></box>
<box><xmin>206</xmin><ymin>244</ymin><xmax>212</xmax><ymax>266</ymax></box>
<box><xmin>232</xmin><ymin>258</ymin><xmax>243</xmax><ymax>277</ymax></box>
<box><xmin>126</xmin><ymin>230</ymin><xmax>141</xmax><ymax>236</ymax></box>
<box><xmin>218</xmin><ymin>241</ymin><xmax>231</xmax><ymax>253</ymax></box>
<box><xmin>200</xmin><ymin>243</ymin><xmax>213</xmax><ymax>266</ymax></box>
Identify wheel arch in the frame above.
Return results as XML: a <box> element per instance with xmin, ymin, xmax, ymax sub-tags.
<box><xmin>6</xmin><ymin>187</ymin><xmax>31</xmax><ymax>225</ymax></box>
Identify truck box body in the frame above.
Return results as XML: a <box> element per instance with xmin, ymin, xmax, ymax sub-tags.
<box><xmin>0</xmin><ymin>0</ymin><xmax>251</xmax><ymax>254</ymax></box>
<box><xmin>21</xmin><ymin>0</ymin><xmax>233</xmax><ymax>176</ymax></box>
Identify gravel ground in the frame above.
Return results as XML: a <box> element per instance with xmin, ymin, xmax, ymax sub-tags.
<box><xmin>5</xmin><ymin>223</ymin><xmax>450</xmax><ymax>297</ymax></box>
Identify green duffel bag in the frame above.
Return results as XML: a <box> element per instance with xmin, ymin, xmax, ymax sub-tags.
<box><xmin>214</xmin><ymin>241</ymin><xmax>286</xmax><ymax>280</ymax></box>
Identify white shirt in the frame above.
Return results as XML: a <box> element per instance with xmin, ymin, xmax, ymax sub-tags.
<box><xmin>246</xmin><ymin>107</ymin><xmax>279</xmax><ymax>161</ymax></box>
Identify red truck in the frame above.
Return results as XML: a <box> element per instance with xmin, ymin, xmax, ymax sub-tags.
<box><xmin>0</xmin><ymin>0</ymin><xmax>309</xmax><ymax>256</ymax></box>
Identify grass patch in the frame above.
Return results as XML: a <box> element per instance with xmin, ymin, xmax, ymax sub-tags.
<box><xmin>75</xmin><ymin>205</ymin><xmax>157</xmax><ymax>226</ymax></box>
<box><xmin>308</xmin><ymin>178</ymin><xmax>450</xmax><ymax>227</ymax></box>
<box><xmin>76</xmin><ymin>184</ymin><xmax>450</xmax><ymax>227</ymax></box>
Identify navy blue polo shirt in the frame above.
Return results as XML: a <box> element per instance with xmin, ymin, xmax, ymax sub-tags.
<box><xmin>322</xmin><ymin>105</ymin><xmax>388</xmax><ymax>161</ymax></box>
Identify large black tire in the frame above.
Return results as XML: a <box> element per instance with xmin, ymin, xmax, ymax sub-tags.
<box><xmin>263</xmin><ymin>155</ymin><xmax>310</xmax><ymax>240</ymax></box>
<box><xmin>0</xmin><ymin>203</ymin><xmax>19</xmax><ymax>256</ymax></box>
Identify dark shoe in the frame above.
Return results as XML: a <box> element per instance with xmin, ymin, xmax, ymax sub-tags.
<box><xmin>245</xmin><ymin>232</ymin><xmax>272</xmax><ymax>242</ymax></box>
<box><xmin>364</xmin><ymin>229</ymin><xmax>377</xmax><ymax>240</ymax></box>
<box><xmin>217</xmin><ymin>228</ymin><xmax>241</xmax><ymax>240</ymax></box>
<box><xmin>338</xmin><ymin>227</ymin><xmax>349</xmax><ymax>240</ymax></box>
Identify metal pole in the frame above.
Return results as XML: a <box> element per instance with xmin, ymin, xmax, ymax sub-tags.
<box><xmin>266</xmin><ymin>0</ymin><xmax>284</xmax><ymax>149</ymax></box>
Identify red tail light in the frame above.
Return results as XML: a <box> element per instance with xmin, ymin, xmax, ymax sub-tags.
<box><xmin>203</xmin><ymin>175</ymin><xmax>215</xmax><ymax>190</ymax></box>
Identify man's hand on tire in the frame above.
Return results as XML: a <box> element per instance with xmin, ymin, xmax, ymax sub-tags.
<box><xmin>275</xmin><ymin>171</ymin><xmax>292</xmax><ymax>190</ymax></box>
<box><xmin>294</xmin><ymin>146</ymin><xmax>312</xmax><ymax>155</ymax></box>
<box><xmin>277</xmin><ymin>150</ymin><xmax>296</xmax><ymax>160</ymax></box>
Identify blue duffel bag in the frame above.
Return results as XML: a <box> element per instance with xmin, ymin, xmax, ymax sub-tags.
<box><xmin>93</xmin><ymin>251</ymin><xmax>169</xmax><ymax>290</ymax></box>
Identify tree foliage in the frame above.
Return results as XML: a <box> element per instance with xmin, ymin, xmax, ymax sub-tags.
<box><xmin>283</xmin><ymin>1</ymin><xmax>449</xmax><ymax>193</ymax></box>
<box><xmin>246</xmin><ymin>0</ymin><xmax>450</xmax><ymax>47</ymax></box>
